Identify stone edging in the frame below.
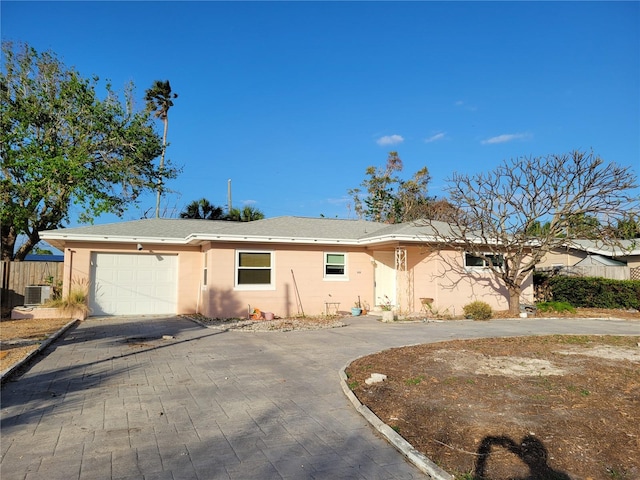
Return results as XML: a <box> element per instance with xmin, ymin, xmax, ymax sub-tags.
<box><xmin>1</xmin><ymin>319</ymin><xmax>80</xmax><ymax>384</ymax></box>
<box><xmin>339</xmin><ymin>361</ymin><xmax>455</xmax><ymax>480</ymax></box>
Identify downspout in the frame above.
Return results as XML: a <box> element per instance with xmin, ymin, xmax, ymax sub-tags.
<box><xmin>66</xmin><ymin>248</ymin><xmax>75</xmax><ymax>299</ymax></box>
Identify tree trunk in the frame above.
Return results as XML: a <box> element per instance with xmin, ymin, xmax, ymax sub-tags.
<box><xmin>155</xmin><ymin>117</ymin><xmax>169</xmax><ymax>218</ymax></box>
<box><xmin>13</xmin><ymin>230</ymin><xmax>40</xmax><ymax>261</ymax></box>
<box><xmin>1</xmin><ymin>224</ymin><xmax>17</xmax><ymax>261</ymax></box>
<box><xmin>507</xmin><ymin>286</ymin><xmax>522</xmax><ymax>315</ymax></box>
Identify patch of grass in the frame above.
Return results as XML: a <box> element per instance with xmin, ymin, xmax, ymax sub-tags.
<box><xmin>348</xmin><ymin>381</ymin><xmax>358</xmax><ymax>389</ymax></box>
<box><xmin>537</xmin><ymin>376</ymin><xmax>555</xmax><ymax>390</ymax></box>
<box><xmin>454</xmin><ymin>473</ymin><xmax>474</xmax><ymax>480</ymax></box>
<box><xmin>567</xmin><ymin>384</ymin><xmax>590</xmax><ymax>397</ymax></box>
<box><xmin>536</xmin><ymin>301</ymin><xmax>576</xmax><ymax>314</ymax></box>
<box><xmin>551</xmin><ymin>334</ymin><xmax>592</xmax><ymax>345</ymax></box>
<box><xmin>404</xmin><ymin>376</ymin><xmax>424</xmax><ymax>386</ymax></box>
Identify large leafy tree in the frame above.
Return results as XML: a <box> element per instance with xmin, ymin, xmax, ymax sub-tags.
<box><xmin>614</xmin><ymin>213</ymin><xmax>640</xmax><ymax>239</ymax></box>
<box><xmin>349</xmin><ymin>151</ymin><xmax>432</xmax><ymax>223</ymax></box>
<box><xmin>424</xmin><ymin>150</ymin><xmax>639</xmax><ymax>314</ymax></box>
<box><xmin>144</xmin><ymin>80</ymin><xmax>178</xmax><ymax>218</ymax></box>
<box><xmin>1</xmin><ymin>41</ymin><xmax>174</xmax><ymax>260</ymax></box>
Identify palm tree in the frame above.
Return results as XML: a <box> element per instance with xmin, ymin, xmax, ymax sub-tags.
<box><xmin>239</xmin><ymin>205</ymin><xmax>265</xmax><ymax>221</ymax></box>
<box><xmin>145</xmin><ymin>80</ymin><xmax>178</xmax><ymax>218</ymax></box>
<box><xmin>180</xmin><ymin>198</ymin><xmax>226</xmax><ymax>220</ymax></box>
<box><xmin>227</xmin><ymin>206</ymin><xmax>265</xmax><ymax>222</ymax></box>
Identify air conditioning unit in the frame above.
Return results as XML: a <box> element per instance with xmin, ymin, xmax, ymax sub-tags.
<box><xmin>24</xmin><ymin>286</ymin><xmax>52</xmax><ymax>306</ymax></box>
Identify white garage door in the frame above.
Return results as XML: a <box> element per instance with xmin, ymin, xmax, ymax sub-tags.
<box><xmin>90</xmin><ymin>253</ymin><xmax>178</xmax><ymax>315</ymax></box>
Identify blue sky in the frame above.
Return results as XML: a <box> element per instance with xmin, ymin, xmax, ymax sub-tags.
<box><xmin>2</xmin><ymin>1</ymin><xmax>639</xmax><ymax>225</ymax></box>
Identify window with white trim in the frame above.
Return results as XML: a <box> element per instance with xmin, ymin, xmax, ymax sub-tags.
<box><xmin>324</xmin><ymin>253</ymin><xmax>347</xmax><ymax>280</ymax></box>
<box><xmin>464</xmin><ymin>253</ymin><xmax>504</xmax><ymax>269</ymax></box>
<box><xmin>236</xmin><ymin>251</ymin><xmax>274</xmax><ymax>288</ymax></box>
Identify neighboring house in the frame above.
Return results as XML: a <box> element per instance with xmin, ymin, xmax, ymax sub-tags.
<box><xmin>24</xmin><ymin>254</ymin><xmax>65</xmax><ymax>262</ymax></box>
<box><xmin>39</xmin><ymin>216</ymin><xmax>533</xmax><ymax>318</ymax></box>
<box><xmin>537</xmin><ymin>239</ymin><xmax>640</xmax><ymax>280</ymax></box>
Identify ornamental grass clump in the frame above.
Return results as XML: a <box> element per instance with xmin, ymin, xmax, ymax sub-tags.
<box><xmin>536</xmin><ymin>301</ymin><xmax>576</xmax><ymax>314</ymax></box>
<box><xmin>463</xmin><ymin>300</ymin><xmax>493</xmax><ymax>320</ymax></box>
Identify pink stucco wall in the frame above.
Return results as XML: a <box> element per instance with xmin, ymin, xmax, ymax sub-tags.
<box><xmin>201</xmin><ymin>243</ymin><xmax>375</xmax><ymax>318</ymax></box>
<box><xmin>58</xmin><ymin>240</ymin><xmax>533</xmax><ymax>318</ymax></box>
<box><xmin>200</xmin><ymin>243</ymin><xmax>534</xmax><ymax>318</ymax></box>
<box><xmin>409</xmin><ymin>247</ymin><xmax>528</xmax><ymax>315</ymax></box>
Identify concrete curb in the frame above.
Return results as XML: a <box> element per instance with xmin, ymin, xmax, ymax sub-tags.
<box><xmin>1</xmin><ymin>318</ymin><xmax>80</xmax><ymax>384</ymax></box>
<box><xmin>339</xmin><ymin>362</ymin><xmax>455</xmax><ymax>480</ymax></box>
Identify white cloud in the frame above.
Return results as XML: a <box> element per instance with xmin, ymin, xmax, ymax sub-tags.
<box><xmin>481</xmin><ymin>133</ymin><xmax>532</xmax><ymax>145</ymax></box>
<box><xmin>454</xmin><ymin>100</ymin><xmax>477</xmax><ymax>111</ymax></box>
<box><xmin>376</xmin><ymin>134</ymin><xmax>404</xmax><ymax>146</ymax></box>
<box><xmin>425</xmin><ymin>132</ymin><xmax>446</xmax><ymax>143</ymax></box>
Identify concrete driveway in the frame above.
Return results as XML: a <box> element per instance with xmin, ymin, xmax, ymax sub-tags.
<box><xmin>1</xmin><ymin>315</ymin><xmax>638</xmax><ymax>479</ymax></box>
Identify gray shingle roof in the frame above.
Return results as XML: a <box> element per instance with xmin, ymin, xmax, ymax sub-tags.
<box><xmin>39</xmin><ymin>216</ymin><xmax>475</xmax><ymax>249</ymax></box>
<box><xmin>40</xmin><ymin>216</ymin><xmax>411</xmax><ymax>248</ymax></box>
<box><xmin>212</xmin><ymin>216</ymin><xmax>389</xmax><ymax>240</ymax></box>
<box><xmin>42</xmin><ymin>218</ymin><xmax>236</xmax><ymax>239</ymax></box>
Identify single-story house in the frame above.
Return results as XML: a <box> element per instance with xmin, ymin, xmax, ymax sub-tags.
<box><xmin>537</xmin><ymin>239</ymin><xmax>640</xmax><ymax>280</ymax></box>
<box><xmin>39</xmin><ymin>216</ymin><xmax>533</xmax><ymax>318</ymax></box>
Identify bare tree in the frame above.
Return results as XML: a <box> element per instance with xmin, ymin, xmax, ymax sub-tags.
<box><xmin>424</xmin><ymin>150</ymin><xmax>639</xmax><ymax>314</ymax></box>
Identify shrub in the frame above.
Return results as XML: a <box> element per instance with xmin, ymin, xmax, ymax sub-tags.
<box><xmin>463</xmin><ymin>301</ymin><xmax>493</xmax><ymax>320</ymax></box>
<box><xmin>546</xmin><ymin>276</ymin><xmax>640</xmax><ymax>310</ymax></box>
<box><xmin>536</xmin><ymin>301</ymin><xmax>576</xmax><ymax>314</ymax></box>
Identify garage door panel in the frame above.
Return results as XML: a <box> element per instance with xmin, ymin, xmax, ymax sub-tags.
<box><xmin>135</xmin><ymin>270</ymin><xmax>155</xmax><ymax>282</ymax></box>
<box><xmin>90</xmin><ymin>253</ymin><xmax>177</xmax><ymax>316</ymax></box>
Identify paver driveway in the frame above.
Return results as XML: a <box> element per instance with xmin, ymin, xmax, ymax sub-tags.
<box><xmin>1</xmin><ymin>315</ymin><xmax>638</xmax><ymax>479</ymax></box>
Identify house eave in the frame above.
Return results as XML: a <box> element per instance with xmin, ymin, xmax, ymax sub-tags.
<box><xmin>39</xmin><ymin>233</ymin><xmax>190</xmax><ymax>250</ymax></box>
<box><xmin>41</xmin><ymin>232</ymin><xmax>453</xmax><ymax>249</ymax></box>
<box><xmin>188</xmin><ymin>233</ymin><xmax>445</xmax><ymax>246</ymax></box>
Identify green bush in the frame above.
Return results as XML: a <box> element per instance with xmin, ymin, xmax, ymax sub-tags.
<box><xmin>536</xmin><ymin>301</ymin><xmax>576</xmax><ymax>314</ymax></box>
<box><xmin>463</xmin><ymin>301</ymin><xmax>493</xmax><ymax>320</ymax></box>
<box><xmin>542</xmin><ymin>275</ymin><xmax>640</xmax><ymax>310</ymax></box>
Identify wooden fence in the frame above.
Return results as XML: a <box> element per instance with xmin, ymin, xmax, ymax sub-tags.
<box><xmin>563</xmin><ymin>265</ymin><xmax>630</xmax><ymax>281</ymax></box>
<box><xmin>1</xmin><ymin>261</ymin><xmax>64</xmax><ymax>316</ymax></box>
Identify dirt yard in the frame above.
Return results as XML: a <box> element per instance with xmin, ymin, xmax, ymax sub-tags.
<box><xmin>0</xmin><ymin>317</ymin><xmax>73</xmax><ymax>372</ymax></box>
<box><xmin>346</xmin><ymin>333</ymin><xmax>640</xmax><ymax>480</ymax></box>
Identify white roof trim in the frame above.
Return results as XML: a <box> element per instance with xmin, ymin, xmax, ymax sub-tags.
<box><xmin>40</xmin><ymin>233</ymin><xmax>189</xmax><ymax>245</ymax></box>
<box><xmin>42</xmin><ymin>231</ymin><xmax>452</xmax><ymax>247</ymax></box>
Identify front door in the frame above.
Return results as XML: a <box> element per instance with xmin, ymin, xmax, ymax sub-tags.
<box><xmin>373</xmin><ymin>251</ymin><xmax>396</xmax><ymax>309</ymax></box>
